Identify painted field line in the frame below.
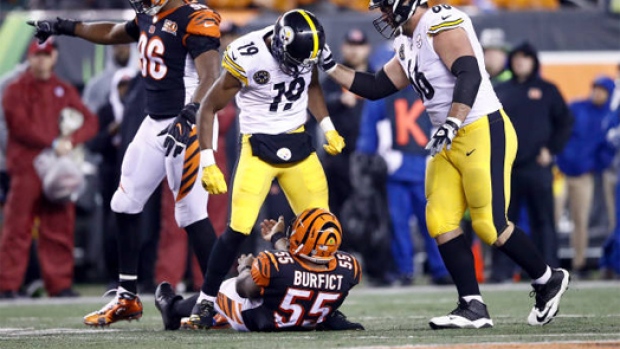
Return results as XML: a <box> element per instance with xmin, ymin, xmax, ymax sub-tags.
<box><xmin>344</xmin><ymin>340</ymin><xmax>620</xmax><ymax>349</ymax></box>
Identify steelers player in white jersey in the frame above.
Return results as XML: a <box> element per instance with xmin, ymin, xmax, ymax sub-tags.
<box><xmin>185</xmin><ymin>9</ymin><xmax>345</xmax><ymax>329</ymax></box>
<box><xmin>319</xmin><ymin>0</ymin><xmax>570</xmax><ymax>329</ymax></box>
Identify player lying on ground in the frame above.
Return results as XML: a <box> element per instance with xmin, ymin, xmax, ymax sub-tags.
<box><xmin>155</xmin><ymin>208</ymin><xmax>364</xmax><ymax>332</ymax></box>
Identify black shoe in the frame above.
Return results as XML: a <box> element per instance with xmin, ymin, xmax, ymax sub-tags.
<box><xmin>186</xmin><ymin>299</ymin><xmax>216</xmax><ymax>330</ymax></box>
<box><xmin>53</xmin><ymin>288</ymin><xmax>80</xmax><ymax>298</ymax></box>
<box><xmin>316</xmin><ymin>310</ymin><xmax>365</xmax><ymax>331</ymax></box>
<box><xmin>429</xmin><ymin>298</ymin><xmax>493</xmax><ymax>329</ymax></box>
<box><xmin>528</xmin><ymin>268</ymin><xmax>570</xmax><ymax>326</ymax></box>
<box><xmin>155</xmin><ymin>282</ymin><xmax>183</xmax><ymax>330</ymax></box>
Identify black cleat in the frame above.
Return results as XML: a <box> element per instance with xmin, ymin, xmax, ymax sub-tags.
<box><xmin>317</xmin><ymin>310</ymin><xmax>365</xmax><ymax>331</ymax></box>
<box><xmin>528</xmin><ymin>268</ymin><xmax>570</xmax><ymax>326</ymax></box>
<box><xmin>155</xmin><ymin>282</ymin><xmax>183</xmax><ymax>330</ymax></box>
<box><xmin>186</xmin><ymin>299</ymin><xmax>216</xmax><ymax>330</ymax></box>
<box><xmin>429</xmin><ymin>298</ymin><xmax>493</xmax><ymax>329</ymax></box>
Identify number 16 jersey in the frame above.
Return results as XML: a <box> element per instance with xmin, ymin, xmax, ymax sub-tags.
<box><xmin>222</xmin><ymin>26</ymin><xmax>312</xmax><ymax>135</ymax></box>
<box><xmin>393</xmin><ymin>5</ymin><xmax>501</xmax><ymax>128</ymax></box>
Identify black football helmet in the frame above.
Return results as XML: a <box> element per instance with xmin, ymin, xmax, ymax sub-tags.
<box><xmin>128</xmin><ymin>0</ymin><xmax>169</xmax><ymax>16</ymax></box>
<box><xmin>271</xmin><ymin>9</ymin><xmax>325</xmax><ymax>77</ymax></box>
<box><xmin>369</xmin><ymin>0</ymin><xmax>427</xmax><ymax>38</ymax></box>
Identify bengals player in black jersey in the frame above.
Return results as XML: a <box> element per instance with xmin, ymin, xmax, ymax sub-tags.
<box><xmin>28</xmin><ymin>0</ymin><xmax>222</xmax><ymax>327</ymax></box>
<box><xmin>154</xmin><ymin>208</ymin><xmax>365</xmax><ymax>332</ymax></box>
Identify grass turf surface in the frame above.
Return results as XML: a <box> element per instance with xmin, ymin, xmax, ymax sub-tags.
<box><xmin>0</xmin><ymin>280</ymin><xmax>619</xmax><ymax>349</ymax></box>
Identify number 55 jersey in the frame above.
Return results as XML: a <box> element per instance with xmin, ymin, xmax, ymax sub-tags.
<box><xmin>222</xmin><ymin>26</ymin><xmax>312</xmax><ymax>135</ymax></box>
<box><xmin>215</xmin><ymin>250</ymin><xmax>362</xmax><ymax>332</ymax></box>
<box><xmin>393</xmin><ymin>5</ymin><xmax>501</xmax><ymax>128</ymax></box>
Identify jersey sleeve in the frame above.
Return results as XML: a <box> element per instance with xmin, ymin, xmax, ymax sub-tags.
<box><xmin>251</xmin><ymin>251</ymin><xmax>274</xmax><ymax>288</ymax></box>
<box><xmin>124</xmin><ymin>17</ymin><xmax>139</xmax><ymax>41</ymax></box>
<box><xmin>222</xmin><ymin>44</ymin><xmax>249</xmax><ymax>86</ymax></box>
<box><xmin>184</xmin><ymin>7</ymin><xmax>221</xmax><ymax>58</ymax></box>
<box><xmin>426</xmin><ymin>6</ymin><xmax>465</xmax><ymax>35</ymax></box>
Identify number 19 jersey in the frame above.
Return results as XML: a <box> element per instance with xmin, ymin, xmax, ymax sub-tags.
<box><xmin>393</xmin><ymin>5</ymin><xmax>501</xmax><ymax>127</ymax></box>
<box><xmin>222</xmin><ymin>26</ymin><xmax>312</xmax><ymax>135</ymax></box>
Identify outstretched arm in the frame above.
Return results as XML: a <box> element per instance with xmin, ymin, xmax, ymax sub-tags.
<box><xmin>28</xmin><ymin>18</ymin><xmax>136</xmax><ymax>45</ymax></box>
<box><xmin>320</xmin><ymin>45</ymin><xmax>408</xmax><ymax>100</ymax></box>
<box><xmin>75</xmin><ymin>21</ymin><xmax>136</xmax><ymax>44</ymax></box>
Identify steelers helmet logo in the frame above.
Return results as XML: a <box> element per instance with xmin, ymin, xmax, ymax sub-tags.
<box><xmin>253</xmin><ymin>70</ymin><xmax>271</xmax><ymax>85</ymax></box>
<box><xmin>279</xmin><ymin>26</ymin><xmax>295</xmax><ymax>45</ymax></box>
<box><xmin>276</xmin><ymin>147</ymin><xmax>292</xmax><ymax>161</ymax></box>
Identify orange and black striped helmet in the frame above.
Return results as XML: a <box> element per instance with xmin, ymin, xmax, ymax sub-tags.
<box><xmin>288</xmin><ymin>208</ymin><xmax>342</xmax><ymax>264</ymax></box>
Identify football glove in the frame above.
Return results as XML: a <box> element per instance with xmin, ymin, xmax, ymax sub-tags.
<box><xmin>425</xmin><ymin>117</ymin><xmax>462</xmax><ymax>156</ymax></box>
<box><xmin>324</xmin><ymin>130</ymin><xmax>345</xmax><ymax>155</ymax></box>
<box><xmin>158</xmin><ymin>103</ymin><xmax>199</xmax><ymax>157</ymax></box>
<box><xmin>200</xmin><ymin>149</ymin><xmax>227</xmax><ymax>194</ymax></box>
<box><xmin>319</xmin><ymin>44</ymin><xmax>336</xmax><ymax>74</ymax></box>
<box><xmin>27</xmin><ymin>17</ymin><xmax>79</xmax><ymax>44</ymax></box>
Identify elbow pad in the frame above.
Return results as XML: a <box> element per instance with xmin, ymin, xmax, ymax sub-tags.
<box><xmin>451</xmin><ymin>56</ymin><xmax>482</xmax><ymax>108</ymax></box>
<box><xmin>349</xmin><ymin>68</ymin><xmax>398</xmax><ymax>101</ymax></box>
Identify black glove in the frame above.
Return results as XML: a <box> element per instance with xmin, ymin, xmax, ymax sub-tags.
<box><xmin>158</xmin><ymin>103</ymin><xmax>199</xmax><ymax>157</ymax></box>
<box><xmin>319</xmin><ymin>44</ymin><xmax>336</xmax><ymax>73</ymax></box>
<box><xmin>27</xmin><ymin>17</ymin><xmax>80</xmax><ymax>44</ymax></box>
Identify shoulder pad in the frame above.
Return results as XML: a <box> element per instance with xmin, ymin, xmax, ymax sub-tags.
<box><xmin>425</xmin><ymin>6</ymin><xmax>465</xmax><ymax>35</ymax></box>
<box><xmin>251</xmin><ymin>251</ymin><xmax>275</xmax><ymax>288</ymax></box>
<box><xmin>222</xmin><ymin>39</ymin><xmax>249</xmax><ymax>86</ymax></box>
<box><xmin>186</xmin><ymin>6</ymin><xmax>221</xmax><ymax>38</ymax></box>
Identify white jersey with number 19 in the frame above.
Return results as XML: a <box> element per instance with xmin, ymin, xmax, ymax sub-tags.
<box><xmin>393</xmin><ymin>4</ymin><xmax>502</xmax><ymax>128</ymax></box>
<box><xmin>222</xmin><ymin>26</ymin><xmax>312</xmax><ymax>135</ymax></box>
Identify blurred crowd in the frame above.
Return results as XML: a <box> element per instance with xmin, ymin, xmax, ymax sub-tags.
<box><xmin>0</xmin><ymin>9</ymin><xmax>619</xmax><ymax>300</ymax></box>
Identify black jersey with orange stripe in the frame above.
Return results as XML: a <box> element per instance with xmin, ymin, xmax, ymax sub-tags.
<box><xmin>244</xmin><ymin>250</ymin><xmax>361</xmax><ymax>331</ymax></box>
<box><xmin>125</xmin><ymin>3</ymin><xmax>220</xmax><ymax>117</ymax></box>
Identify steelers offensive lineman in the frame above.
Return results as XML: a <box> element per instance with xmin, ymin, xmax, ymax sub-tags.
<box><xmin>188</xmin><ymin>9</ymin><xmax>346</xmax><ymax>329</ymax></box>
<box><xmin>154</xmin><ymin>208</ymin><xmax>364</xmax><ymax>332</ymax></box>
<box><xmin>319</xmin><ymin>0</ymin><xmax>570</xmax><ymax>329</ymax></box>
<box><xmin>28</xmin><ymin>0</ymin><xmax>221</xmax><ymax>326</ymax></box>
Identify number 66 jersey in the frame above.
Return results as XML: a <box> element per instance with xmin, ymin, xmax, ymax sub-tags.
<box><xmin>393</xmin><ymin>5</ymin><xmax>501</xmax><ymax>128</ymax></box>
<box><xmin>215</xmin><ymin>250</ymin><xmax>361</xmax><ymax>332</ymax></box>
<box><xmin>222</xmin><ymin>26</ymin><xmax>312</xmax><ymax>135</ymax></box>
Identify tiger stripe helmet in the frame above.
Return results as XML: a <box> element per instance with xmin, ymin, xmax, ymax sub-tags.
<box><xmin>288</xmin><ymin>208</ymin><xmax>342</xmax><ymax>265</ymax></box>
<box><xmin>128</xmin><ymin>0</ymin><xmax>169</xmax><ymax>16</ymax></box>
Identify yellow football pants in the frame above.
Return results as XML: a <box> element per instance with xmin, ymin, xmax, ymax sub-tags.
<box><xmin>229</xmin><ymin>135</ymin><xmax>329</xmax><ymax>234</ymax></box>
<box><xmin>425</xmin><ymin>110</ymin><xmax>517</xmax><ymax>245</ymax></box>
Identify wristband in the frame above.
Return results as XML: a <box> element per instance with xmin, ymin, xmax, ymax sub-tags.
<box><xmin>319</xmin><ymin>117</ymin><xmax>335</xmax><ymax>132</ymax></box>
<box><xmin>270</xmin><ymin>232</ymin><xmax>286</xmax><ymax>247</ymax></box>
<box><xmin>445</xmin><ymin>117</ymin><xmax>462</xmax><ymax>129</ymax></box>
<box><xmin>200</xmin><ymin>149</ymin><xmax>216</xmax><ymax>167</ymax></box>
<box><xmin>58</xmin><ymin>18</ymin><xmax>80</xmax><ymax>37</ymax></box>
<box><xmin>239</xmin><ymin>265</ymin><xmax>252</xmax><ymax>273</ymax></box>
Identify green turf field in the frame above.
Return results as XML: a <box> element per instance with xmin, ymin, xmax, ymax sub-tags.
<box><xmin>1</xmin><ymin>281</ymin><xmax>619</xmax><ymax>349</ymax></box>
